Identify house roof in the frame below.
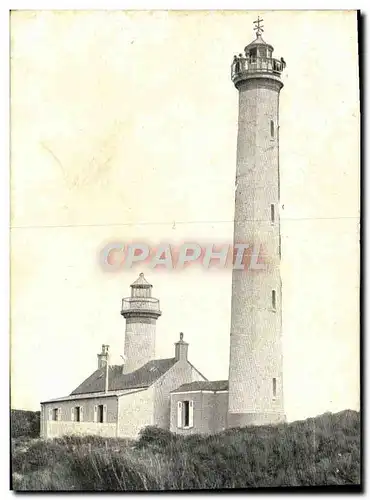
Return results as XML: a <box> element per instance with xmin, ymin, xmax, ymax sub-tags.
<box><xmin>71</xmin><ymin>358</ymin><xmax>177</xmax><ymax>395</ymax></box>
<box><xmin>41</xmin><ymin>388</ymin><xmax>145</xmax><ymax>405</ymax></box>
<box><xmin>171</xmin><ymin>380</ymin><xmax>229</xmax><ymax>393</ymax></box>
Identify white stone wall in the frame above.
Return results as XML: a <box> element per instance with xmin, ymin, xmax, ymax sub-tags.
<box><xmin>40</xmin><ymin>394</ymin><xmax>118</xmax><ymax>439</ymax></box>
<box><xmin>117</xmin><ymin>387</ymin><xmax>154</xmax><ymax>438</ymax></box>
<box><xmin>45</xmin><ymin>421</ymin><xmax>117</xmax><ymax>439</ymax></box>
<box><xmin>170</xmin><ymin>391</ymin><xmax>228</xmax><ymax>435</ymax></box>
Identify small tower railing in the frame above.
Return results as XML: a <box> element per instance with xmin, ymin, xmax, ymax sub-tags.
<box><xmin>231</xmin><ymin>56</ymin><xmax>284</xmax><ymax>81</ymax></box>
<box><xmin>121</xmin><ymin>297</ymin><xmax>161</xmax><ymax>312</ymax></box>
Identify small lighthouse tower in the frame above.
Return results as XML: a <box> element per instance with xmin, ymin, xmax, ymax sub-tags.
<box><xmin>228</xmin><ymin>18</ymin><xmax>286</xmax><ymax>427</ymax></box>
<box><xmin>121</xmin><ymin>273</ymin><xmax>162</xmax><ymax>374</ymax></box>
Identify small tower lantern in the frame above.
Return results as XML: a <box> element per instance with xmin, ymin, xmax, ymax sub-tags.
<box><xmin>121</xmin><ymin>273</ymin><xmax>162</xmax><ymax>374</ymax></box>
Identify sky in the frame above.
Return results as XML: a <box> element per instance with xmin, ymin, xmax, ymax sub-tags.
<box><xmin>10</xmin><ymin>10</ymin><xmax>360</xmax><ymax>422</ymax></box>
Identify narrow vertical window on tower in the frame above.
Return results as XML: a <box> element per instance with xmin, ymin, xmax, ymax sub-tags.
<box><xmin>279</xmin><ymin>234</ymin><xmax>282</xmax><ymax>258</ymax></box>
<box><xmin>272</xmin><ymin>290</ymin><xmax>276</xmax><ymax>310</ymax></box>
<box><xmin>273</xmin><ymin>378</ymin><xmax>277</xmax><ymax>399</ymax></box>
<box><xmin>270</xmin><ymin>120</ymin><xmax>275</xmax><ymax>138</ymax></box>
<box><xmin>271</xmin><ymin>204</ymin><xmax>275</xmax><ymax>224</ymax></box>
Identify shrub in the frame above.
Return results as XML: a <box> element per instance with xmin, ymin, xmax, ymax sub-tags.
<box><xmin>11</xmin><ymin>410</ymin><xmax>40</xmax><ymax>439</ymax></box>
<box><xmin>135</xmin><ymin>426</ymin><xmax>181</xmax><ymax>453</ymax></box>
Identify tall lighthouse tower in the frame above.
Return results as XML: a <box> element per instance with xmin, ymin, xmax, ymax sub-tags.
<box><xmin>227</xmin><ymin>18</ymin><xmax>286</xmax><ymax>427</ymax></box>
<box><xmin>121</xmin><ymin>273</ymin><xmax>162</xmax><ymax>374</ymax></box>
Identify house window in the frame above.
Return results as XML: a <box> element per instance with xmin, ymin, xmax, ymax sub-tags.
<box><xmin>271</xmin><ymin>204</ymin><xmax>275</xmax><ymax>224</ymax></box>
<box><xmin>270</xmin><ymin>120</ymin><xmax>275</xmax><ymax>138</ymax></box>
<box><xmin>52</xmin><ymin>408</ymin><xmax>58</xmax><ymax>421</ymax></box>
<box><xmin>95</xmin><ymin>404</ymin><xmax>107</xmax><ymax>423</ymax></box>
<box><xmin>71</xmin><ymin>406</ymin><xmax>83</xmax><ymax>422</ymax></box>
<box><xmin>183</xmin><ymin>401</ymin><xmax>190</xmax><ymax>427</ymax></box>
<box><xmin>177</xmin><ymin>400</ymin><xmax>194</xmax><ymax>429</ymax></box>
<box><xmin>272</xmin><ymin>290</ymin><xmax>276</xmax><ymax>310</ymax></box>
<box><xmin>273</xmin><ymin>378</ymin><xmax>277</xmax><ymax>398</ymax></box>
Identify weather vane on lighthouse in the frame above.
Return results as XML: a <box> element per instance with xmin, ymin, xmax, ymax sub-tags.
<box><xmin>253</xmin><ymin>16</ymin><xmax>264</xmax><ymax>36</ymax></box>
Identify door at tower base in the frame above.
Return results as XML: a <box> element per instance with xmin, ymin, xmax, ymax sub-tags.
<box><xmin>227</xmin><ymin>411</ymin><xmax>286</xmax><ymax>428</ymax></box>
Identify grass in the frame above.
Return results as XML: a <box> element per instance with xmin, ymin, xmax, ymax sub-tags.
<box><xmin>11</xmin><ymin>409</ymin><xmax>361</xmax><ymax>491</ymax></box>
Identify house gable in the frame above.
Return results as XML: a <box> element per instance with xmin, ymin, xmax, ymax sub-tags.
<box><xmin>151</xmin><ymin>358</ymin><xmax>208</xmax><ymax>430</ymax></box>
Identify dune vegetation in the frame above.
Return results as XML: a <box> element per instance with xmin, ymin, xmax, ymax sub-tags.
<box><xmin>11</xmin><ymin>409</ymin><xmax>361</xmax><ymax>491</ymax></box>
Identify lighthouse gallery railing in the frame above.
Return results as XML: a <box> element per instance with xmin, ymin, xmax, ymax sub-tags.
<box><xmin>231</xmin><ymin>56</ymin><xmax>284</xmax><ymax>80</ymax></box>
<box><xmin>121</xmin><ymin>297</ymin><xmax>160</xmax><ymax>312</ymax></box>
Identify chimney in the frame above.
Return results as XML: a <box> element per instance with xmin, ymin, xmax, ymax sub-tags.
<box><xmin>175</xmin><ymin>332</ymin><xmax>188</xmax><ymax>361</ymax></box>
<box><xmin>97</xmin><ymin>344</ymin><xmax>109</xmax><ymax>369</ymax></box>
